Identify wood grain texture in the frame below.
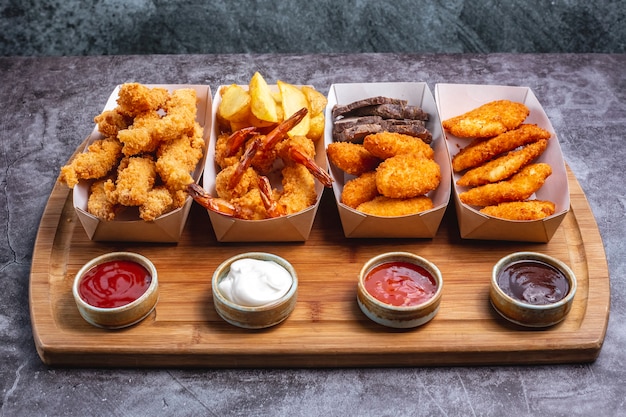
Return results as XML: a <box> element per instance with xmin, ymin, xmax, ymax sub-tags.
<box><xmin>30</xmin><ymin>166</ymin><xmax>609</xmax><ymax>368</ymax></box>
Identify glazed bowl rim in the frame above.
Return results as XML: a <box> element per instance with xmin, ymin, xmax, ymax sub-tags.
<box><xmin>491</xmin><ymin>251</ymin><xmax>577</xmax><ymax>310</ymax></box>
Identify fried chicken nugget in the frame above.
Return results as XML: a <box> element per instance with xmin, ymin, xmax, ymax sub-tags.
<box><xmin>87</xmin><ymin>179</ymin><xmax>120</xmax><ymax>221</ymax></box>
<box><xmin>442</xmin><ymin>100</ymin><xmax>530</xmax><ymax>138</ymax></box>
<box><xmin>363</xmin><ymin>131</ymin><xmax>434</xmax><ymax>159</ymax></box>
<box><xmin>116</xmin><ymin>83</ymin><xmax>169</xmax><ymax>117</ymax></box>
<box><xmin>139</xmin><ymin>186</ymin><xmax>176</xmax><ymax>222</ymax></box>
<box><xmin>376</xmin><ymin>154</ymin><xmax>441</xmax><ymax>199</ymax></box>
<box><xmin>356</xmin><ymin>195</ymin><xmax>433</xmax><ymax>217</ymax></box>
<box><xmin>341</xmin><ymin>171</ymin><xmax>379</xmax><ymax>209</ymax></box>
<box><xmin>459</xmin><ymin>163</ymin><xmax>552</xmax><ymax>207</ymax></box>
<box><xmin>104</xmin><ymin>156</ymin><xmax>157</xmax><ymax>207</ymax></box>
<box><xmin>155</xmin><ymin>122</ymin><xmax>205</xmax><ymax>191</ymax></box>
<box><xmin>59</xmin><ymin>137</ymin><xmax>123</xmax><ymax>188</ymax></box>
<box><xmin>456</xmin><ymin>139</ymin><xmax>549</xmax><ymax>187</ymax></box>
<box><xmin>480</xmin><ymin>200</ymin><xmax>555</xmax><ymax>220</ymax></box>
<box><xmin>452</xmin><ymin>124</ymin><xmax>551</xmax><ymax>172</ymax></box>
<box><xmin>94</xmin><ymin>109</ymin><xmax>132</xmax><ymax>137</ymax></box>
<box><xmin>327</xmin><ymin>141</ymin><xmax>381</xmax><ymax>176</ymax></box>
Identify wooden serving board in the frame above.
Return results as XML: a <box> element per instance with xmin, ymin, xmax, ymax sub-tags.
<box><xmin>30</xmin><ymin>166</ymin><xmax>610</xmax><ymax>367</ymax></box>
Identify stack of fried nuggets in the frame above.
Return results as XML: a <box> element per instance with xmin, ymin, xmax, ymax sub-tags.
<box><xmin>327</xmin><ymin>130</ymin><xmax>441</xmax><ymax>217</ymax></box>
<box><xmin>442</xmin><ymin>100</ymin><xmax>555</xmax><ymax>220</ymax></box>
<box><xmin>60</xmin><ymin>83</ymin><xmax>205</xmax><ymax>222</ymax></box>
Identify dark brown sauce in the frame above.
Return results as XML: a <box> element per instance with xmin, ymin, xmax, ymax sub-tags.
<box><xmin>497</xmin><ymin>260</ymin><xmax>569</xmax><ymax>305</ymax></box>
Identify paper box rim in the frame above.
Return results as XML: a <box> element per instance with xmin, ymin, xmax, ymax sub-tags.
<box><xmin>434</xmin><ymin>83</ymin><xmax>570</xmax><ymax>242</ymax></box>
<box><xmin>73</xmin><ymin>84</ymin><xmax>212</xmax><ymax>243</ymax></box>
<box><xmin>325</xmin><ymin>82</ymin><xmax>451</xmax><ymax>238</ymax></box>
<box><xmin>202</xmin><ymin>84</ymin><xmax>326</xmax><ymax>242</ymax></box>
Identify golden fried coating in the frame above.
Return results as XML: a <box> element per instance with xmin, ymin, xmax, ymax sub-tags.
<box><xmin>480</xmin><ymin>200</ymin><xmax>555</xmax><ymax>220</ymax></box>
<box><xmin>59</xmin><ymin>137</ymin><xmax>123</xmax><ymax>188</ymax></box>
<box><xmin>456</xmin><ymin>139</ymin><xmax>549</xmax><ymax>187</ymax></box>
<box><xmin>278</xmin><ymin>164</ymin><xmax>317</xmax><ymax>214</ymax></box>
<box><xmin>356</xmin><ymin>195</ymin><xmax>433</xmax><ymax>217</ymax></box>
<box><xmin>231</xmin><ymin>188</ymin><xmax>270</xmax><ymax>220</ymax></box>
<box><xmin>139</xmin><ymin>186</ymin><xmax>175</xmax><ymax>222</ymax></box>
<box><xmin>116</xmin><ymin>83</ymin><xmax>169</xmax><ymax>117</ymax></box>
<box><xmin>341</xmin><ymin>171</ymin><xmax>379</xmax><ymax>209</ymax></box>
<box><xmin>215</xmin><ymin>165</ymin><xmax>260</xmax><ymax>201</ymax></box>
<box><xmin>104</xmin><ymin>156</ymin><xmax>157</xmax><ymax>207</ymax></box>
<box><xmin>363</xmin><ymin>131</ymin><xmax>434</xmax><ymax>160</ymax></box>
<box><xmin>376</xmin><ymin>154</ymin><xmax>441</xmax><ymax>199</ymax></box>
<box><xmin>459</xmin><ymin>163</ymin><xmax>552</xmax><ymax>206</ymax></box>
<box><xmin>326</xmin><ymin>141</ymin><xmax>381</xmax><ymax>176</ymax></box>
<box><xmin>94</xmin><ymin>109</ymin><xmax>132</xmax><ymax>137</ymax></box>
<box><xmin>87</xmin><ymin>179</ymin><xmax>120</xmax><ymax>221</ymax></box>
<box><xmin>452</xmin><ymin>124</ymin><xmax>551</xmax><ymax>172</ymax></box>
<box><xmin>156</xmin><ymin>122</ymin><xmax>205</xmax><ymax>191</ymax></box>
<box><xmin>442</xmin><ymin>100</ymin><xmax>530</xmax><ymax>138</ymax></box>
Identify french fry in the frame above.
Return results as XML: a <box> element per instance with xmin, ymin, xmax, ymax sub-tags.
<box><xmin>249</xmin><ymin>72</ymin><xmax>279</xmax><ymax>123</ymax></box>
<box><xmin>218</xmin><ymin>84</ymin><xmax>251</xmax><ymax>122</ymax></box>
<box><xmin>301</xmin><ymin>85</ymin><xmax>328</xmax><ymax>116</ymax></box>
<box><xmin>278</xmin><ymin>80</ymin><xmax>310</xmax><ymax>137</ymax></box>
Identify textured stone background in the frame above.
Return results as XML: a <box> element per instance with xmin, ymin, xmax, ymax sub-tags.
<box><xmin>1</xmin><ymin>0</ymin><xmax>625</xmax><ymax>56</ymax></box>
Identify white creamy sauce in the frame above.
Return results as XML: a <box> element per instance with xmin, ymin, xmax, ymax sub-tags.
<box><xmin>219</xmin><ymin>258</ymin><xmax>293</xmax><ymax>307</ymax></box>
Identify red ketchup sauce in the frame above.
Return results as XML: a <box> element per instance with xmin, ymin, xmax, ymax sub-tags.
<box><xmin>364</xmin><ymin>261</ymin><xmax>438</xmax><ymax>307</ymax></box>
<box><xmin>79</xmin><ymin>260</ymin><xmax>152</xmax><ymax>308</ymax></box>
<box><xmin>497</xmin><ymin>260</ymin><xmax>569</xmax><ymax>305</ymax></box>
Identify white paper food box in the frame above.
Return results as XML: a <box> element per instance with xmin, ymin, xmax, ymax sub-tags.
<box><xmin>202</xmin><ymin>85</ymin><xmax>326</xmax><ymax>242</ymax></box>
<box><xmin>72</xmin><ymin>84</ymin><xmax>211</xmax><ymax>242</ymax></box>
<box><xmin>324</xmin><ymin>82</ymin><xmax>451</xmax><ymax>238</ymax></box>
<box><xmin>434</xmin><ymin>83</ymin><xmax>569</xmax><ymax>242</ymax></box>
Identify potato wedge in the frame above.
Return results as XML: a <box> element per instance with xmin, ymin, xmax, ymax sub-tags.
<box><xmin>307</xmin><ymin>112</ymin><xmax>325</xmax><ymax>141</ymax></box>
<box><xmin>301</xmin><ymin>85</ymin><xmax>328</xmax><ymax>116</ymax></box>
<box><xmin>249</xmin><ymin>72</ymin><xmax>279</xmax><ymax>123</ymax></box>
<box><xmin>278</xmin><ymin>80</ymin><xmax>310</xmax><ymax>137</ymax></box>
<box><xmin>219</xmin><ymin>84</ymin><xmax>251</xmax><ymax>122</ymax></box>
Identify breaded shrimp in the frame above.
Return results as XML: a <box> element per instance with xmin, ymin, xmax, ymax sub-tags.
<box><xmin>215</xmin><ymin>165</ymin><xmax>260</xmax><ymax>201</ymax></box>
<box><xmin>480</xmin><ymin>200</ymin><xmax>555</xmax><ymax>220</ymax></box>
<box><xmin>456</xmin><ymin>139</ymin><xmax>549</xmax><ymax>187</ymax></box>
<box><xmin>341</xmin><ymin>171</ymin><xmax>379</xmax><ymax>209</ymax></box>
<box><xmin>59</xmin><ymin>137</ymin><xmax>123</xmax><ymax>188</ymax></box>
<box><xmin>376</xmin><ymin>154</ymin><xmax>441</xmax><ymax>199</ymax></box>
<box><xmin>278</xmin><ymin>164</ymin><xmax>317</xmax><ymax>214</ymax></box>
<box><xmin>451</xmin><ymin>124</ymin><xmax>551</xmax><ymax>172</ymax></box>
<box><xmin>459</xmin><ymin>163</ymin><xmax>552</xmax><ymax>206</ymax></box>
<box><xmin>356</xmin><ymin>195</ymin><xmax>433</xmax><ymax>217</ymax></box>
<box><xmin>442</xmin><ymin>100</ymin><xmax>529</xmax><ymax>138</ymax></box>
<box><xmin>363</xmin><ymin>131</ymin><xmax>434</xmax><ymax>160</ymax></box>
<box><xmin>327</xmin><ymin>141</ymin><xmax>381</xmax><ymax>176</ymax></box>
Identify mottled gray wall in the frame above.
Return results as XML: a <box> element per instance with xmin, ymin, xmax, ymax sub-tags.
<box><xmin>1</xmin><ymin>0</ymin><xmax>625</xmax><ymax>56</ymax></box>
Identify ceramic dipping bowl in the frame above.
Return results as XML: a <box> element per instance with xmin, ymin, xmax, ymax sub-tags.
<box><xmin>357</xmin><ymin>252</ymin><xmax>443</xmax><ymax>329</ymax></box>
<box><xmin>212</xmin><ymin>252</ymin><xmax>298</xmax><ymax>329</ymax></box>
<box><xmin>490</xmin><ymin>251</ymin><xmax>577</xmax><ymax>328</ymax></box>
<box><xmin>72</xmin><ymin>252</ymin><xmax>159</xmax><ymax>329</ymax></box>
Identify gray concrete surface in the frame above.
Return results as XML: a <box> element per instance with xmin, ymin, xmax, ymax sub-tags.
<box><xmin>1</xmin><ymin>53</ymin><xmax>625</xmax><ymax>416</ymax></box>
<box><xmin>1</xmin><ymin>0</ymin><xmax>625</xmax><ymax>56</ymax></box>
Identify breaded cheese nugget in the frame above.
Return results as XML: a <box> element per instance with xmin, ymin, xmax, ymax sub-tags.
<box><xmin>327</xmin><ymin>141</ymin><xmax>381</xmax><ymax>176</ymax></box>
<box><xmin>459</xmin><ymin>163</ymin><xmax>552</xmax><ymax>206</ymax></box>
<box><xmin>456</xmin><ymin>139</ymin><xmax>548</xmax><ymax>187</ymax></box>
<box><xmin>452</xmin><ymin>124</ymin><xmax>551</xmax><ymax>172</ymax></box>
<box><xmin>357</xmin><ymin>195</ymin><xmax>433</xmax><ymax>217</ymax></box>
<box><xmin>363</xmin><ymin>131</ymin><xmax>434</xmax><ymax>159</ymax></box>
<box><xmin>480</xmin><ymin>200</ymin><xmax>555</xmax><ymax>220</ymax></box>
<box><xmin>341</xmin><ymin>171</ymin><xmax>379</xmax><ymax>209</ymax></box>
<box><xmin>442</xmin><ymin>100</ymin><xmax>530</xmax><ymax>138</ymax></box>
<box><xmin>376</xmin><ymin>154</ymin><xmax>441</xmax><ymax>199</ymax></box>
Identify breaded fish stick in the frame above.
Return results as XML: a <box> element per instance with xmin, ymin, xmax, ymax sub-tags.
<box><xmin>480</xmin><ymin>200</ymin><xmax>555</xmax><ymax>220</ymax></box>
<box><xmin>452</xmin><ymin>124</ymin><xmax>551</xmax><ymax>172</ymax></box>
<box><xmin>456</xmin><ymin>139</ymin><xmax>548</xmax><ymax>187</ymax></box>
<box><xmin>442</xmin><ymin>100</ymin><xmax>529</xmax><ymax>138</ymax></box>
<box><xmin>363</xmin><ymin>131</ymin><xmax>434</xmax><ymax>160</ymax></box>
<box><xmin>357</xmin><ymin>195</ymin><xmax>433</xmax><ymax>217</ymax></box>
<box><xmin>459</xmin><ymin>163</ymin><xmax>552</xmax><ymax>206</ymax></box>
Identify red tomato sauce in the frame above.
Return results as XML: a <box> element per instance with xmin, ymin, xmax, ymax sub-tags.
<box><xmin>79</xmin><ymin>260</ymin><xmax>152</xmax><ymax>308</ymax></box>
<box><xmin>364</xmin><ymin>261</ymin><xmax>438</xmax><ymax>307</ymax></box>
